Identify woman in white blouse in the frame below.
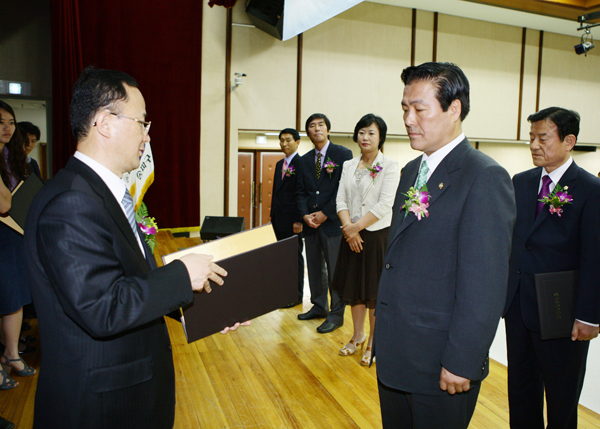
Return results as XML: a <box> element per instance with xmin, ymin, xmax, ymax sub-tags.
<box><xmin>331</xmin><ymin>114</ymin><xmax>400</xmax><ymax>366</ymax></box>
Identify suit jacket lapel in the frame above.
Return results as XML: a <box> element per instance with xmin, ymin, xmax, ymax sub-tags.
<box><xmin>389</xmin><ymin>139</ymin><xmax>471</xmax><ymax>244</ymax></box>
<box><xmin>273</xmin><ymin>160</ymin><xmax>284</xmax><ymax>194</ymax></box>
<box><xmin>527</xmin><ymin>162</ymin><xmax>579</xmax><ymax>236</ymax></box>
<box><xmin>389</xmin><ymin>156</ymin><xmax>421</xmax><ymax>242</ymax></box>
<box><xmin>66</xmin><ymin>157</ymin><xmax>148</xmax><ymax>265</ymax></box>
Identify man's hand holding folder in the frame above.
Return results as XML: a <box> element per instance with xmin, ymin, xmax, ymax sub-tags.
<box><xmin>179</xmin><ymin>252</ymin><xmax>251</xmax><ymax>334</ymax></box>
<box><xmin>180</xmin><ymin>253</ymin><xmax>227</xmax><ymax>293</ymax></box>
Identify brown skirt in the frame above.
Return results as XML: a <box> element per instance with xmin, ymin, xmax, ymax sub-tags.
<box><xmin>331</xmin><ymin>227</ymin><xmax>389</xmax><ymax>308</ymax></box>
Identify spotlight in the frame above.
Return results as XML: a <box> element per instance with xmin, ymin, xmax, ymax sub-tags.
<box><xmin>575</xmin><ymin>29</ymin><xmax>595</xmax><ymax>56</ymax></box>
<box><xmin>575</xmin><ymin>41</ymin><xmax>594</xmax><ymax>55</ymax></box>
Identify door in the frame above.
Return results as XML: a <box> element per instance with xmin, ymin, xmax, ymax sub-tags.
<box><xmin>237</xmin><ymin>152</ymin><xmax>254</xmax><ymax>230</ymax></box>
<box><xmin>237</xmin><ymin>150</ymin><xmax>284</xmax><ymax>229</ymax></box>
<box><xmin>260</xmin><ymin>152</ymin><xmax>285</xmax><ymax>226</ymax></box>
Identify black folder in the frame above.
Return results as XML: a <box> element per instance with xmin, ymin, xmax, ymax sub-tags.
<box><xmin>534</xmin><ymin>270</ymin><xmax>578</xmax><ymax>340</ymax></box>
<box><xmin>178</xmin><ymin>235</ymin><xmax>298</xmax><ymax>343</ymax></box>
<box><xmin>1</xmin><ymin>173</ymin><xmax>44</xmax><ymax>234</ymax></box>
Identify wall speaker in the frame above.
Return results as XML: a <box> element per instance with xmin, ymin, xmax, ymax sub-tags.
<box><xmin>246</xmin><ymin>0</ymin><xmax>284</xmax><ymax>40</ymax></box>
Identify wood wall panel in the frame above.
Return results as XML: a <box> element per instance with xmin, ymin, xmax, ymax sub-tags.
<box><xmin>301</xmin><ymin>3</ymin><xmax>412</xmax><ymax>135</ymax></box>
<box><xmin>519</xmin><ymin>28</ymin><xmax>542</xmax><ymax>140</ymax></box>
<box><xmin>436</xmin><ymin>15</ymin><xmax>523</xmax><ymax>140</ymax></box>
<box><xmin>539</xmin><ymin>31</ymin><xmax>600</xmax><ymax>144</ymax></box>
<box><xmin>200</xmin><ymin>1</ymin><xmax>227</xmax><ymax>221</ymax></box>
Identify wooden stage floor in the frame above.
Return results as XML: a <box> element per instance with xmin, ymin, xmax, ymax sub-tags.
<box><xmin>2</xmin><ymin>302</ymin><xmax>600</xmax><ymax>428</ymax></box>
<box><xmin>2</xmin><ymin>231</ymin><xmax>599</xmax><ymax>427</ymax></box>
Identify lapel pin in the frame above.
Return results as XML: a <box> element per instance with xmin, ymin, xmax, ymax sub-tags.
<box><xmin>439</xmin><ymin>183</ymin><xmax>444</xmax><ymax>189</ymax></box>
<box><xmin>564</xmin><ymin>186</ymin><xmax>569</xmax><ymax>190</ymax></box>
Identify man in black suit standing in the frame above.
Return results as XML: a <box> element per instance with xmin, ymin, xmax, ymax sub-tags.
<box><xmin>375</xmin><ymin>62</ymin><xmax>515</xmax><ymax>428</ymax></box>
<box><xmin>24</xmin><ymin>68</ymin><xmax>240</xmax><ymax>429</ymax></box>
<box><xmin>504</xmin><ymin>107</ymin><xmax>600</xmax><ymax>429</ymax></box>
<box><xmin>296</xmin><ymin>114</ymin><xmax>353</xmax><ymax>333</ymax></box>
<box><xmin>271</xmin><ymin>128</ymin><xmax>304</xmax><ymax>308</ymax></box>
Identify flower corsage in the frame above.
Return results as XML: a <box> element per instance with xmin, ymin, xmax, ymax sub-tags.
<box><xmin>284</xmin><ymin>165</ymin><xmax>295</xmax><ymax>177</ymax></box>
<box><xmin>135</xmin><ymin>202</ymin><xmax>158</xmax><ymax>253</ymax></box>
<box><xmin>401</xmin><ymin>185</ymin><xmax>430</xmax><ymax>220</ymax></box>
<box><xmin>323</xmin><ymin>157</ymin><xmax>338</xmax><ymax>178</ymax></box>
<box><xmin>539</xmin><ymin>183</ymin><xmax>573</xmax><ymax>217</ymax></box>
<box><xmin>366</xmin><ymin>162</ymin><xmax>383</xmax><ymax>182</ymax></box>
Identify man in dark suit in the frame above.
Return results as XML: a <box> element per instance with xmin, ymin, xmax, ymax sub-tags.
<box><xmin>271</xmin><ymin>128</ymin><xmax>304</xmax><ymax>308</ymax></box>
<box><xmin>503</xmin><ymin>107</ymin><xmax>600</xmax><ymax>429</ymax></box>
<box><xmin>375</xmin><ymin>62</ymin><xmax>515</xmax><ymax>429</ymax></box>
<box><xmin>24</xmin><ymin>68</ymin><xmax>237</xmax><ymax>429</ymax></box>
<box><xmin>296</xmin><ymin>113</ymin><xmax>353</xmax><ymax>333</ymax></box>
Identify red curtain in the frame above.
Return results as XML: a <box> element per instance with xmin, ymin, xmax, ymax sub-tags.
<box><xmin>51</xmin><ymin>1</ymin><xmax>202</xmax><ymax>228</ymax></box>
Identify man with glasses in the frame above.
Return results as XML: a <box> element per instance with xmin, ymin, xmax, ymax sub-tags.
<box><xmin>25</xmin><ymin>67</ymin><xmax>239</xmax><ymax>429</ymax></box>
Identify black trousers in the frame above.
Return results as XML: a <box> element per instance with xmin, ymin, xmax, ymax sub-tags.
<box><xmin>304</xmin><ymin>228</ymin><xmax>345</xmax><ymax>324</ymax></box>
<box><xmin>378</xmin><ymin>377</ymin><xmax>480</xmax><ymax>429</ymax></box>
<box><xmin>505</xmin><ymin>289</ymin><xmax>589</xmax><ymax>429</ymax></box>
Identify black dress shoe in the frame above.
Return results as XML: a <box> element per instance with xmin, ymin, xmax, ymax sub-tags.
<box><xmin>317</xmin><ymin>321</ymin><xmax>342</xmax><ymax>333</ymax></box>
<box><xmin>0</xmin><ymin>416</ymin><xmax>15</xmax><ymax>429</ymax></box>
<box><xmin>19</xmin><ymin>335</ymin><xmax>36</xmax><ymax>345</ymax></box>
<box><xmin>18</xmin><ymin>345</ymin><xmax>36</xmax><ymax>355</ymax></box>
<box><xmin>281</xmin><ymin>301</ymin><xmax>302</xmax><ymax>309</ymax></box>
<box><xmin>298</xmin><ymin>310</ymin><xmax>327</xmax><ymax>320</ymax></box>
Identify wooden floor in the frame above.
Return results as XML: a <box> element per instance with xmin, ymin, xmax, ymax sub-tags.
<box><xmin>2</xmin><ymin>305</ymin><xmax>600</xmax><ymax>428</ymax></box>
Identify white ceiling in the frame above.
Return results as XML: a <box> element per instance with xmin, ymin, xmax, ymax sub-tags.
<box><xmin>371</xmin><ymin>0</ymin><xmax>586</xmax><ymax>39</ymax></box>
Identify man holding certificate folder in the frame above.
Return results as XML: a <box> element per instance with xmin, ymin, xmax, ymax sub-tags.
<box><xmin>504</xmin><ymin>107</ymin><xmax>600</xmax><ymax>429</ymax></box>
<box><xmin>24</xmin><ymin>67</ymin><xmax>239</xmax><ymax>429</ymax></box>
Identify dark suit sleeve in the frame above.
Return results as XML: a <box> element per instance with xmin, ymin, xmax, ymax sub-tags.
<box><xmin>441</xmin><ymin>164</ymin><xmax>516</xmax><ymax>380</ymax></box>
<box><xmin>296</xmin><ymin>157</ymin><xmax>309</xmax><ymax>218</ymax></box>
<box><xmin>270</xmin><ymin>159</ymin><xmax>283</xmax><ymax>220</ymax></box>
<box><xmin>35</xmin><ymin>190</ymin><xmax>193</xmax><ymax>338</ymax></box>
<box><xmin>575</xmin><ymin>181</ymin><xmax>600</xmax><ymax>324</ymax></box>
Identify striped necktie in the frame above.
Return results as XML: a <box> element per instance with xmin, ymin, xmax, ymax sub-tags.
<box><xmin>122</xmin><ymin>189</ymin><xmax>138</xmax><ymax>235</ymax></box>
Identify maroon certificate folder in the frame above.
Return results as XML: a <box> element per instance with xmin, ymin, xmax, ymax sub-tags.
<box><xmin>172</xmin><ymin>235</ymin><xmax>298</xmax><ymax>343</ymax></box>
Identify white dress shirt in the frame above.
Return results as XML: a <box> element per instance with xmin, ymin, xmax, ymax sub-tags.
<box><xmin>74</xmin><ymin>151</ymin><xmax>145</xmax><ymax>253</ymax></box>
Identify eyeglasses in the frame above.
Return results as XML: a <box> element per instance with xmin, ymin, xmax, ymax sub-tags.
<box><xmin>110</xmin><ymin>113</ymin><xmax>151</xmax><ymax>135</ymax></box>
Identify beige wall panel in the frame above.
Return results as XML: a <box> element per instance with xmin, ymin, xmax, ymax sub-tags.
<box><xmin>230</xmin><ymin>27</ymin><xmax>297</xmax><ymax>130</ymax></box>
<box><xmin>572</xmin><ymin>151</ymin><xmax>600</xmax><ymax>178</ymax></box>
<box><xmin>200</xmin><ymin>2</ymin><xmax>227</xmax><ymax>220</ymax></box>
<box><xmin>232</xmin><ymin>3</ymin><xmax>252</xmax><ymax>25</ymax></box>
<box><xmin>477</xmin><ymin>143</ymin><xmax>533</xmax><ymax>178</ymax></box>
<box><xmin>301</xmin><ymin>2</ymin><xmax>412</xmax><ymax>135</ymax></box>
<box><xmin>415</xmin><ymin>10</ymin><xmax>435</xmax><ymax>65</ymax></box>
<box><xmin>382</xmin><ymin>139</ymin><xmax>421</xmax><ymax>168</ymax></box>
<box><xmin>436</xmin><ymin>15</ymin><xmax>523</xmax><ymax>140</ymax></box>
<box><xmin>520</xmin><ymin>29</ymin><xmax>541</xmax><ymax>141</ymax></box>
<box><xmin>539</xmin><ymin>32</ymin><xmax>600</xmax><ymax>144</ymax></box>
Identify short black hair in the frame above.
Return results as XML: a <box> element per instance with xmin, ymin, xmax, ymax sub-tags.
<box><xmin>305</xmin><ymin>113</ymin><xmax>331</xmax><ymax>135</ymax></box>
<box><xmin>401</xmin><ymin>62</ymin><xmax>470</xmax><ymax>121</ymax></box>
<box><xmin>70</xmin><ymin>67</ymin><xmax>138</xmax><ymax>141</ymax></box>
<box><xmin>353</xmin><ymin>113</ymin><xmax>388</xmax><ymax>149</ymax></box>
<box><xmin>527</xmin><ymin>107</ymin><xmax>580</xmax><ymax>141</ymax></box>
<box><xmin>18</xmin><ymin>121</ymin><xmax>41</xmax><ymax>141</ymax></box>
<box><xmin>279</xmin><ymin>128</ymin><xmax>300</xmax><ymax>142</ymax></box>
